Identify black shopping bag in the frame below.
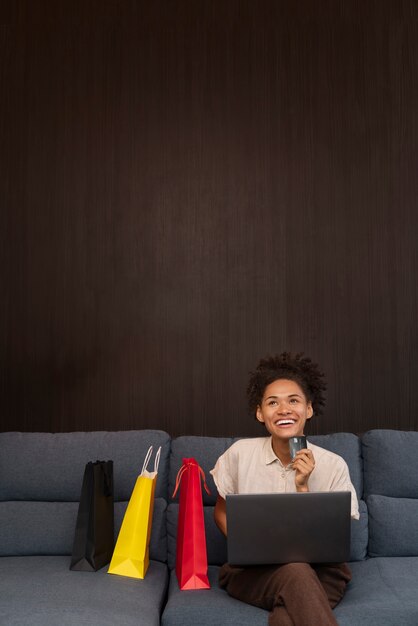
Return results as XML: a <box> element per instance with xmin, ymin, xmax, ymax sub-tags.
<box><xmin>70</xmin><ymin>460</ymin><xmax>114</xmax><ymax>571</ymax></box>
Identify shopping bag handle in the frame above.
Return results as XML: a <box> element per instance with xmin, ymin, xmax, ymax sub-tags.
<box><xmin>141</xmin><ymin>446</ymin><xmax>162</xmax><ymax>475</ymax></box>
<box><xmin>141</xmin><ymin>446</ymin><xmax>154</xmax><ymax>474</ymax></box>
<box><xmin>172</xmin><ymin>461</ymin><xmax>211</xmax><ymax>498</ymax></box>
<box><xmin>154</xmin><ymin>446</ymin><xmax>161</xmax><ymax>473</ymax></box>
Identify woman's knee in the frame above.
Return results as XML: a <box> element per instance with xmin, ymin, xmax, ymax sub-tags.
<box><xmin>268</xmin><ymin>562</ymin><xmax>317</xmax><ymax>594</ymax></box>
<box><xmin>277</xmin><ymin>562</ymin><xmax>314</xmax><ymax>580</ymax></box>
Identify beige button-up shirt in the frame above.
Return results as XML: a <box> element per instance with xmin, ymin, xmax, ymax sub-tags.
<box><xmin>210</xmin><ymin>436</ymin><xmax>360</xmax><ymax>519</ymax></box>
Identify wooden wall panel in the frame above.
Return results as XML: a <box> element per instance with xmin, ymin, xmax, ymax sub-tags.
<box><xmin>1</xmin><ymin>1</ymin><xmax>418</xmax><ymax>437</ymax></box>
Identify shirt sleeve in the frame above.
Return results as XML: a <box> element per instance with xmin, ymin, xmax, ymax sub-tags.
<box><xmin>330</xmin><ymin>458</ymin><xmax>360</xmax><ymax>520</ymax></box>
<box><xmin>210</xmin><ymin>445</ymin><xmax>238</xmax><ymax>499</ymax></box>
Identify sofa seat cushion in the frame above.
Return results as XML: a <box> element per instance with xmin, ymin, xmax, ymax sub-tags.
<box><xmin>0</xmin><ymin>556</ymin><xmax>168</xmax><ymax>626</ymax></box>
<box><xmin>161</xmin><ymin>566</ymin><xmax>269</xmax><ymax>626</ymax></box>
<box><xmin>334</xmin><ymin>558</ymin><xmax>418</xmax><ymax>625</ymax></box>
<box><xmin>162</xmin><ymin>559</ymin><xmax>418</xmax><ymax>626</ymax></box>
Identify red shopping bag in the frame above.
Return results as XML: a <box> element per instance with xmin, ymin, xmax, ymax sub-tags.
<box><xmin>172</xmin><ymin>457</ymin><xmax>211</xmax><ymax>590</ymax></box>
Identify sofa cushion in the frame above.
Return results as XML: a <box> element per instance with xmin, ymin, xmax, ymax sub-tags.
<box><xmin>170</xmin><ymin>433</ymin><xmax>362</xmax><ymax>503</ymax></box>
<box><xmin>309</xmin><ymin>433</ymin><xmax>363</xmax><ymax>498</ymax></box>
<box><xmin>166</xmin><ymin>498</ymin><xmax>368</xmax><ymax>568</ymax></box>
<box><xmin>334</xmin><ymin>557</ymin><xmax>418</xmax><ymax>625</ymax></box>
<box><xmin>367</xmin><ymin>495</ymin><xmax>418</xmax><ymax>557</ymax></box>
<box><xmin>162</xmin><ymin>566</ymin><xmax>268</xmax><ymax>626</ymax></box>
<box><xmin>162</xmin><ymin>559</ymin><xmax>418</xmax><ymax>626</ymax></box>
<box><xmin>362</xmin><ymin>429</ymin><xmax>418</xmax><ymax>498</ymax></box>
<box><xmin>0</xmin><ymin>498</ymin><xmax>167</xmax><ymax>561</ymax></box>
<box><xmin>0</xmin><ymin>556</ymin><xmax>168</xmax><ymax>626</ymax></box>
<box><xmin>168</xmin><ymin>433</ymin><xmax>367</xmax><ymax>567</ymax></box>
<box><xmin>0</xmin><ymin>430</ymin><xmax>170</xmax><ymax>502</ymax></box>
<box><xmin>166</xmin><ymin>504</ymin><xmax>226</xmax><ymax>569</ymax></box>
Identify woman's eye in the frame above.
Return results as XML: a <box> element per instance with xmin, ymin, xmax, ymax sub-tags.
<box><xmin>290</xmin><ymin>398</ymin><xmax>298</xmax><ymax>404</ymax></box>
<box><xmin>268</xmin><ymin>400</ymin><xmax>277</xmax><ymax>406</ymax></box>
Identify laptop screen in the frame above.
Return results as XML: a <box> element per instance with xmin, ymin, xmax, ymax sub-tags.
<box><xmin>226</xmin><ymin>491</ymin><xmax>351</xmax><ymax>565</ymax></box>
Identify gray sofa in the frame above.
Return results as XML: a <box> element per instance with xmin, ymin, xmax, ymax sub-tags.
<box><xmin>1</xmin><ymin>429</ymin><xmax>418</xmax><ymax>625</ymax></box>
<box><xmin>0</xmin><ymin>430</ymin><xmax>171</xmax><ymax>626</ymax></box>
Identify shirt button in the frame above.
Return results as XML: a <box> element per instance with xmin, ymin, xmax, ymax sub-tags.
<box><xmin>281</xmin><ymin>472</ymin><xmax>286</xmax><ymax>478</ymax></box>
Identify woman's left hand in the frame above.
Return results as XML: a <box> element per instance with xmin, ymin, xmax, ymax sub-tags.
<box><xmin>292</xmin><ymin>449</ymin><xmax>315</xmax><ymax>492</ymax></box>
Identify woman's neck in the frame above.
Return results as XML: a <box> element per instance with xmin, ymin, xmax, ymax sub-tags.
<box><xmin>271</xmin><ymin>437</ymin><xmax>292</xmax><ymax>466</ymax></box>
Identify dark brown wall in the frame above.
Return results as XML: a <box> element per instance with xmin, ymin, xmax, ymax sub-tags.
<box><xmin>1</xmin><ymin>1</ymin><xmax>418</xmax><ymax>437</ymax></box>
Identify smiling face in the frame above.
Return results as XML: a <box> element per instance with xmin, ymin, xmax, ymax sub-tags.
<box><xmin>256</xmin><ymin>378</ymin><xmax>313</xmax><ymax>440</ymax></box>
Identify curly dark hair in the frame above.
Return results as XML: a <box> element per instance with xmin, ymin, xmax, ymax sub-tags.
<box><xmin>247</xmin><ymin>352</ymin><xmax>327</xmax><ymax>417</ymax></box>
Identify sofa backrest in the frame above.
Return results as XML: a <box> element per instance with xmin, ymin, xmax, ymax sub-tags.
<box><xmin>167</xmin><ymin>433</ymin><xmax>368</xmax><ymax>568</ymax></box>
<box><xmin>0</xmin><ymin>430</ymin><xmax>170</xmax><ymax>562</ymax></box>
<box><xmin>363</xmin><ymin>429</ymin><xmax>418</xmax><ymax>557</ymax></box>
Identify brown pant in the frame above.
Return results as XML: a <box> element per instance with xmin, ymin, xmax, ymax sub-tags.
<box><xmin>219</xmin><ymin>562</ymin><xmax>351</xmax><ymax>626</ymax></box>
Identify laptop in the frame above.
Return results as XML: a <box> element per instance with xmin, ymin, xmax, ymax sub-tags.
<box><xmin>226</xmin><ymin>491</ymin><xmax>351</xmax><ymax>565</ymax></box>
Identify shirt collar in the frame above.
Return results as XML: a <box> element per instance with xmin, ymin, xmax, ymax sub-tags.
<box><xmin>264</xmin><ymin>436</ymin><xmax>279</xmax><ymax>465</ymax></box>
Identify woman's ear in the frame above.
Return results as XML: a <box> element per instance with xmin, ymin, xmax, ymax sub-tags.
<box><xmin>256</xmin><ymin>406</ymin><xmax>264</xmax><ymax>423</ymax></box>
<box><xmin>306</xmin><ymin>402</ymin><xmax>314</xmax><ymax>421</ymax></box>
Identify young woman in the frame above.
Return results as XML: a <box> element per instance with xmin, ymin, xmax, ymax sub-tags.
<box><xmin>211</xmin><ymin>352</ymin><xmax>359</xmax><ymax>626</ymax></box>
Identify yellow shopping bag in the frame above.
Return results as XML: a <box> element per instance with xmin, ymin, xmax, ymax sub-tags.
<box><xmin>108</xmin><ymin>445</ymin><xmax>161</xmax><ymax>579</ymax></box>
